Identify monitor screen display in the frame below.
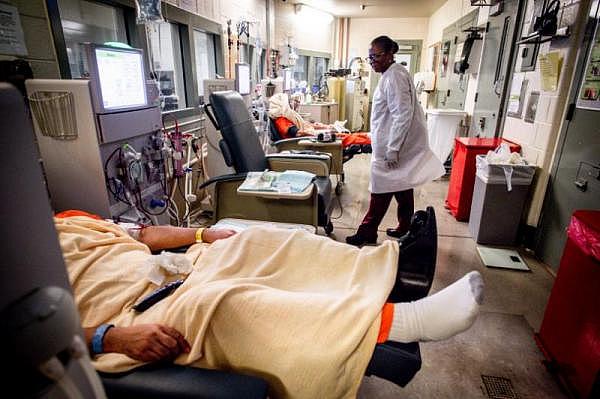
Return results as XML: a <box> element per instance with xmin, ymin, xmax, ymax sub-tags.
<box><xmin>236</xmin><ymin>63</ymin><xmax>251</xmax><ymax>95</ymax></box>
<box><xmin>95</xmin><ymin>48</ymin><xmax>147</xmax><ymax>110</ymax></box>
<box><xmin>283</xmin><ymin>69</ymin><xmax>293</xmax><ymax>91</ymax></box>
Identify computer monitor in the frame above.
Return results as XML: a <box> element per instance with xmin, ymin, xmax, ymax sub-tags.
<box><xmin>84</xmin><ymin>43</ymin><xmax>149</xmax><ymax>114</ymax></box>
<box><xmin>282</xmin><ymin>69</ymin><xmax>293</xmax><ymax>92</ymax></box>
<box><xmin>235</xmin><ymin>63</ymin><xmax>251</xmax><ymax>95</ymax></box>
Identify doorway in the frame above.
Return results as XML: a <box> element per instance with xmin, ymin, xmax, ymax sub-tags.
<box><xmin>393</xmin><ymin>40</ymin><xmax>422</xmax><ymax>77</ymax></box>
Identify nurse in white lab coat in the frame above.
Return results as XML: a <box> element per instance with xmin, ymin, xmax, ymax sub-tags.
<box><xmin>346</xmin><ymin>36</ymin><xmax>444</xmax><ymax>246</ymax></box>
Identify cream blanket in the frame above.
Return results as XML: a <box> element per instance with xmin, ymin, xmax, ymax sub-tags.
<box><xmin>55</xmin><ymin>217</ymin><xmax>398</xmax><ymax>398</ymax></box>
<box><xmin>268</xmin><ymin>93</ymin><xmax>307</xmax><ymax>131</ymax></box>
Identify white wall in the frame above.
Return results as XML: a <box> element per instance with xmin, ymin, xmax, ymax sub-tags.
<box><xmin>273</xmin><ymin>1</ymin><xmax>335</xmax><ymax>54</ymax></box>
<box><xmin>346</xmin><ymin>17</ymin><xmax>429</xmax><ymax>70</ymax></box>
<box><xmin>167</xmin><ymin>0</ymin><xmax>268</xmax><ymax>40</ymax></box>
<box><xmin>165</xmin><ymin>0</ymin><xmax>269</xmax><ymax>78</ymax></box>
<box><xmin>426</xmin><ymin>0</ymin><xmax>484</xmax><ymax>46</ymax></box>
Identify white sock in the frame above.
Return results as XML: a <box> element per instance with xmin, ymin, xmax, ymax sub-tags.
<box><xmin>388</xmin><ymin>271</ymin><xmax>484</xmax><ymax>342</ymax></box>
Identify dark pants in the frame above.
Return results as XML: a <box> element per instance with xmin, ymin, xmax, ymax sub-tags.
<box><xmin>357</xmin><ymin>189</ymin><xmax>414</xmax><ymax>239</ymax></box>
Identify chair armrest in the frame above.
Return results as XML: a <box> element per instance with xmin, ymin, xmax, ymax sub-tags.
<box><xmin>212</xmin><ymin>176</ymin><xmax>319</xmax><ymax>227</ymax></box>
<box><xmin>100</xmin><ymin>364</ymin><xmax>269</xmax><ymax>399</ymax></box>
<box><xmin>237</xmin><ymin>183</ymin><xmax>314</xmax><ymax>200</ymax></box>
<box><xmin>197</xmin><ymin>173</ymin><xmax>247</xmax><ymax>191</ymax></box>
<box><xmin>266</xmin><ymin>154</ymin><xmax>331</xmax><ymax>176</ymax></box>
<box><xmin>272</xmin><ymin>137</ymin><xmax>306</xmax><ymax>146</ymax></box>
<box><xmin>272</xmin><ymin>138</ymin><xmax>312</xmax><ymax>153</ymax></box>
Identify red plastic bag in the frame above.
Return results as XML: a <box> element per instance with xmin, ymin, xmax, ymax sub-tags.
<box><xmin>567</xmin><ymin>211</ymin><xmax>600</xmax><ymax>262</ymax></box>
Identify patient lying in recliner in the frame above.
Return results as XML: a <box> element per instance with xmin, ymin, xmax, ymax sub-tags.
<box><xmin>268</xmin><ymin>93</ymin><xmax>372</xmax><ymax>162</ymax></box>
<box><xmin>54</xmin><ymin>210</ymin><xmax>483</xmax><ymax>398</ymax></box>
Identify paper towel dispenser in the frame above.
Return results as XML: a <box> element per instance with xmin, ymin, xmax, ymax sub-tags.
<box><xmin>414</xmin><ymin>71</ymin><xmax>435</xmax><ymax>92</ymax></box>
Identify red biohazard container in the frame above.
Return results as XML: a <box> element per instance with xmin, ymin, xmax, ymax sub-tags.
<box><xmin>536</xmin><ymin>210</ymin><xmax>600</xmax><ymax>399</ymax></box>
<box><xmin>445</xmin><ymin>137</ymin><xmax>521</xmax><ymax>221</ymax></box>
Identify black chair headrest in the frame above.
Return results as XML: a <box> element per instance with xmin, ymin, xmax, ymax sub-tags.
<box><xmin>209</xmin><ymin>91</ymin><xmax>268</xmax><ymax>173</ymax></box>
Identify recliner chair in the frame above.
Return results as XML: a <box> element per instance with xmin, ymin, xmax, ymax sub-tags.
<box><xmin>4</xmin><ymin>82</ymin><xmax>437</xmax><ymax>397</ymax></box>
<box><xmin>204</xmin><ymin>91</ymin><xmax>335</xmax><ymax>234</ymax></box>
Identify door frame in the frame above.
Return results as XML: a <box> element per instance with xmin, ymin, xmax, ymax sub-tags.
<box><xmin>393</xmin><ymin>39</ymin><xmax>422</xmax><ymax>76</ymax></box>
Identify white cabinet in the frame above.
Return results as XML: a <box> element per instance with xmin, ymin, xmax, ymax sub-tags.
<box><xmin>299</xmin><ymin>102</ymin><xmax>339</xmax><ymax>124</ymax></box>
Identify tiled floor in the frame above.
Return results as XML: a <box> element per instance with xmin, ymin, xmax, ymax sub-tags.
<box><xmin>328</xmin><ymin>155</ymin><xmax>567</xmax><ymax>398</ymax></box>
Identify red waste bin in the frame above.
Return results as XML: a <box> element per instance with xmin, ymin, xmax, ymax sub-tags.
<box><xmin>445</xmin><ymin>138</ymin><xmax>521</xmax><ymax>221</ymax></box>
<box><xmin>536</xmin><ymin>210</ymin><xmax>600</xmax><ymax>399</ymax></box>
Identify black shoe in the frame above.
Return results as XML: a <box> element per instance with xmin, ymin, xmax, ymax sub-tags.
<box><xmin>386</xmin><ymin>228</ymin><xmax>409</xmax><ymax>239</ymax></box>
<box><xmin>346</xmin><ymin>232</ymin><xmax>377</xmax><ymax>246</ymax></box>
<box><xmin>397</xmin><ymin>210</ymin><xmax>428</xmax><ymax>247</ymax></box>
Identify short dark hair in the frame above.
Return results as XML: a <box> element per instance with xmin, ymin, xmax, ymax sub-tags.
<box><xmin>371</xmin><ymin>36</ymin><xmax>399</xmax><ymax>54</ymax></box>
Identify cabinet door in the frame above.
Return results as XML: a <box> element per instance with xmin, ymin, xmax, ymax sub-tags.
<box><xmin>330</xmin><ymin>104</ymin><xmax>339</xmax><ymax>123</ymax></box>
<box><xmin>300</xmin><ymin>104</ymin><xmax>319</xmax><ymax>123</ymax></box>
<box><xmin>321</xmin><ymin>106</ymin><xmax>328</xmax><ymax>123</ymax></box>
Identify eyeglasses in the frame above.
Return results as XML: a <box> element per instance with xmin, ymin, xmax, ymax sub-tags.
<box><xmin>367</xmin><ymin>52</ymin><xmax>386</xmax><ymax>63</ymax></box>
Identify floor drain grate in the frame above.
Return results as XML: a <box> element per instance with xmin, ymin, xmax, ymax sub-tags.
<box><xmin>481</xmin><ymin>375</ymin><xmax>519</xmax><ymax>399</ymax></box>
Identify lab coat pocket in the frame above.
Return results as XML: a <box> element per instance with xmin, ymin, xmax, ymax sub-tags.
<box><xmin>370</xmin><ymin>159</ymin><xmax>399</xmax><ymax>193</ymax></box>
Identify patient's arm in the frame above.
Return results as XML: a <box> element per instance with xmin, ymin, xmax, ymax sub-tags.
<box><xmin>84</xmin><ymin>324</ymin><xmax>190</xmax><ymax>362</ymax></box>
<box><xmin>312</xmin><ymin>122</ymin><xmax>332</xmax><ymax>130</ymax></box>
<box><xmin>138</xmin><ymin>226</ymin><xmax>236</xmax><ymax>252</ymax></box>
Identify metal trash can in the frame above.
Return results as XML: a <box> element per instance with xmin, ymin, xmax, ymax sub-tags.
<box><xmin>469</xmin><ymin>155</ymin><xmax>536</xmax><ymax>245</ymax></box>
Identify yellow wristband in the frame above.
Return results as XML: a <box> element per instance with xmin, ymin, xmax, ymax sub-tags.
<box><xmin>195</xmin><ymin>228</ymin><xmax>205</xmax><ymax>243</ymax></box>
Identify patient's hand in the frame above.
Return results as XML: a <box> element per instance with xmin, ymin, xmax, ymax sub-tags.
<box><xmin>103</xmin><ymin>324</ymin><xmax>191</xmax><ymax>362</ymax></box>
<box><xmin>202</xmin><ymin>228</ymin><xmax>237</xmax><ymax>243</ymax></box>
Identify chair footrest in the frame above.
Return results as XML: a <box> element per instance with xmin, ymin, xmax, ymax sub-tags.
<box><xmin>365</xmin><ymin>341</ymin><xmax>422</xmax><ymax>387</ymax></box>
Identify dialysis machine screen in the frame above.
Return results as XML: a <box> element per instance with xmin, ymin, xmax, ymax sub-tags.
<box><xmin>236</xmin><ymin>63</ymin><xmax>251</xmax><ymax>95</ymax></box>
<box><xmin>95</xmin><ymin>47</ymin><xmax>147</xmax><ymax>110</ymax></box>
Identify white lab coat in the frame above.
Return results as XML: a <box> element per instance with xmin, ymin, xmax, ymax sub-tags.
<box><xmin>369</xmin><ymin>63</ymin><xmax>445</xmax><ymax>193</ymax></box>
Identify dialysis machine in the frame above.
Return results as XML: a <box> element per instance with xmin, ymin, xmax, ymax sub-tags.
<box><xmin>345</xmin><ymin>77</ymin><xmax>369</xmax><ymax>131</ymax></box>
<box><xmin>345</xmin><ymin>58</ymin><xmax>370</xmax><ymax>131</ymax></box>
<box><xmin>26</xmin><ymin>43</ymin><xmax>172</xmax><ymax>224</ymax></box>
